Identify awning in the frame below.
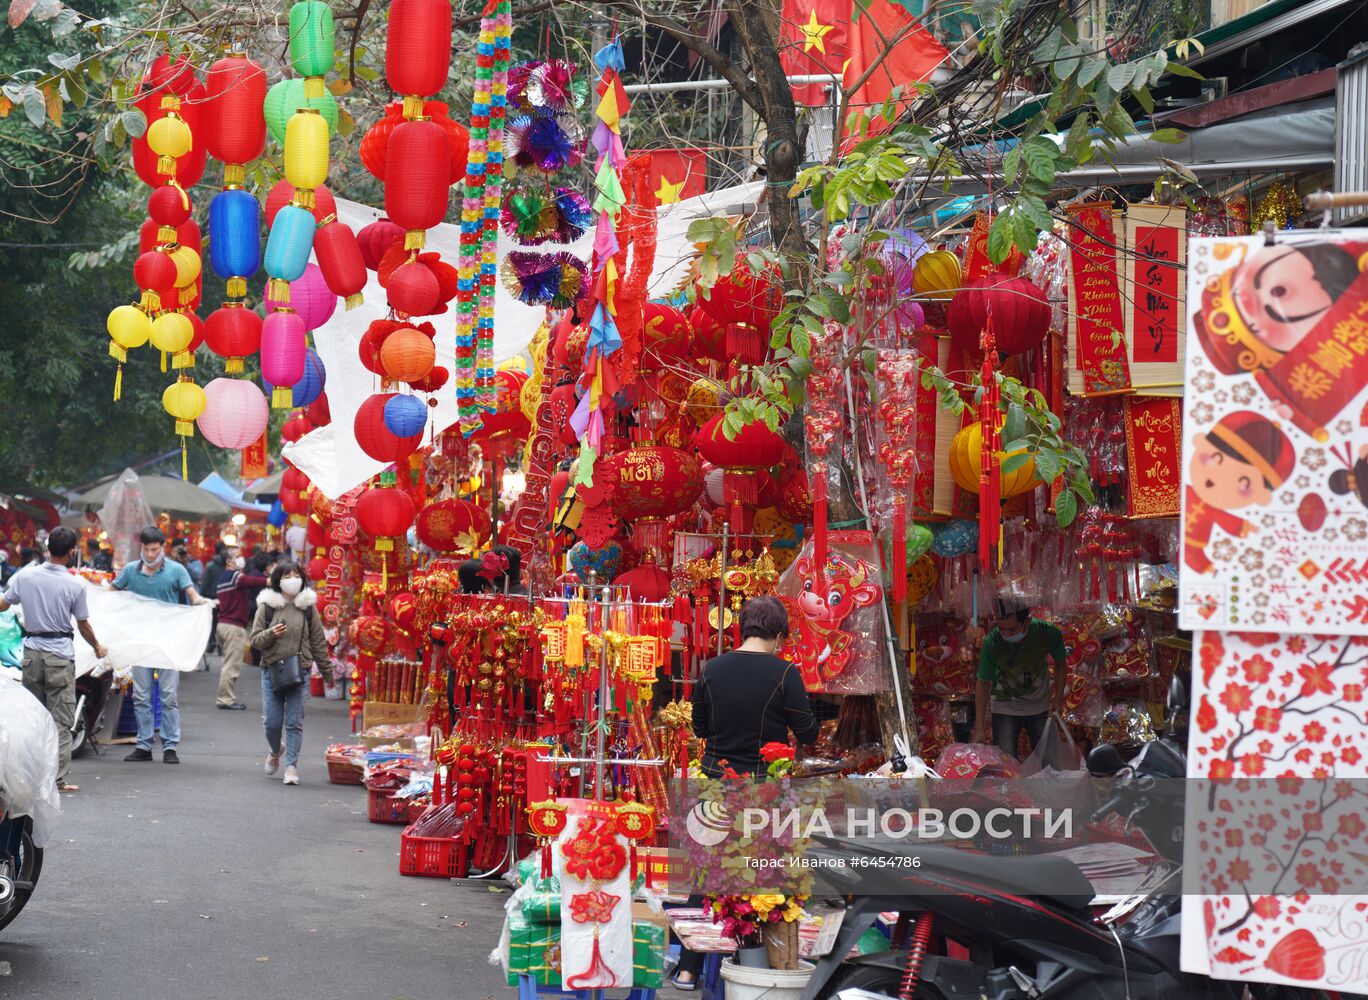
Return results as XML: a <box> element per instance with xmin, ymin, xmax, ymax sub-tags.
<box><xmin>71</xmin><ymin>473</ymin><xmax>232</xmax><ymax>522</ymax></box>
<box><xmin>197</xmin><ymin>472</ymin><xmax>270</xmax><ymax>513</ymax></box>
<box><xmin>241</xmin><ymin>470</ymin><xmax>283</xmax><ymax>502</ymax></box>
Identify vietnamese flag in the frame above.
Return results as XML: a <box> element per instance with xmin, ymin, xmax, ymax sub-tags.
<box><xmin>645</xmin><ymin>149</ymin><xmax>708</xmax><ymax>205</ymax></box>
<box><xmin>843</xmin><ymin>1</ymin><xmax>948</xmax><ymax>118</ymax></box>
<box><xmin>780</xmin><ymin>0</ymin><xmax>849</xmax><ymax>107</ymax></box>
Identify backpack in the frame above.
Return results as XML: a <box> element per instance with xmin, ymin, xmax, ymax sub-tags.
<box><xmin>245</xmin><ymin>604</ymin><xmax>313</xmax><ymax>667</ymax></box>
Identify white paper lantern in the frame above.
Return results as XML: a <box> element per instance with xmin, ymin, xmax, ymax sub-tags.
<box><xmin>197</xmin><ymin>378</ymin><xmax>269</xmax><ymax>450</ymax></box>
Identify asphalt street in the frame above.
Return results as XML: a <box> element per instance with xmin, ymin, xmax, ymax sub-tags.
<box><xmin>0</xmin><ymin>663</ymin><xmax>515</xmax><ymax>1000</ymax></box>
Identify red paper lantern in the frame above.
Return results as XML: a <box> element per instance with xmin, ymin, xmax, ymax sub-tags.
<box><xmin>469</xmin><ymin>369</ymin><xmax>531</xmax><ymax>443</ymax></box>
<box><xmin>385</xmin><ymin>0</ymin><xmax>452</xmax><ymax>101</ymax></box>
<box><xmin>134</xmin><ymin>251</ymin><xmax>178</xmax><ymax>310</ymax></box>
<box><xmin>642</xmin><ymin>301</ymin><xmax>693</xmax><ymax>362</ymax></box>
<box><xmin>385</xmin><ymin>261</ymin><xmax>440</xmax><ymax>317</ymax></box>
<box><xmin>696</xmin><ymin>258</ymin><xmax>780</xmax><ymax>331</ymax></box>
<box><xmin>140</xmin><ymin>217</ymin><xmax>200</xmax><ymax>255</ymax></box>
<box><xmin>552</xmin><ymin>319</ymin><xmax>590</xmax><ymax>370</ymax></box>
<box><xmin>280</xmin><ymin>488</ymin><xmax>306</xmax><ymax>515</ymax></box>
<box><xmin>306</xmin><ymin>392</ymin><xmax>331</xmax><ymax>426</ymax></box>
<box><xmin>352</xmin><ymin>614</ymin><xmax>391</xmax><ymax>656</ymax></box>
<box><xmin>282</xmin><ymin>466</ymin><xmax>310</xmax><ymax>492</ymax></box>
<box><xmin>608</xmin><ymin>446</ymin><xmax>703</xmax><ymax>518</ymax></box>
<box><xmin>356</xmin><ymin>484</ymin><xmax>417</xmax><ymax>538</ymax></box>
<box><xmin>411</xmin><ymin>364</ymin><xmax>449</xmax><ymax>393</ymax></box>
<box><xmin>614</xmin><ymin>561</ymin><xmax>672</xmax><ymax>602</ymax></box>
<box><xmin>185</xmin><ymin>310</ymin><xmax>206</xmax><ymax>354</ymax></box>
<box><xmin>361</xmin><ymin>102</ymin><xmax>469</xmax><ymax>183</ymax></box>
<box><xmin>204</xmin><ymin>303</ymin><xmax>262</xmax><ymax>373</ymax></box>
<box><xmin>946</xmin><ymin>274</ymin><xmax>1051</xmax><ymax>356</ymax></box>
<box><xmin>695</xmin><ymin>414</ymin><xmax>786</xmax><ymax>470</ymax></box>
<box><xmin>204</xmin><ymin>53</ymin><xmax>267</xmax><ymax>176</ymax></box>
<box><xmin>357</xmin><ymin>218</ymin><xmax>405</xmax><ymax>270</ymax></box>
<box><xmin>148</xmin><ymin>186</ymin><xmax>192</xmax><ymax>228</ymax></box>
<box><xmin>307</xmin><ymin>555</ymin><xmax>329</xmax><ymax>581</ymax></box>
<box><xmin>355</xmin><ymin>393</ymin><xmax>423</xmax><ymax>462</ymax></box>
<box><xmin>281</xmin><ymin>414</ymin><xmax>314</xmax><ymax>443</ymax></box>
<box><xmin>549</xmin><ymin>382</ymin><xmax>581</xmax><ymax>447</ymax></box>
<box><xmin>313</xmin><ymin>217</ymin><xmax>366</xmax><ymax>309</ymax></box>
<box><xmin>688</xmin><ymin>304</ymin><xmax>727</xmax><ymax>363</ymax></box>
<box><xmin>415</xmin><ymin>498</ymin><xmax>491</xmax><ymax>552</ymax></box>
<box><xmin>264</xmin><ymin>180</ymin><xmax>337</xmax><ymax>227</ymax></box>
<box><xmin>384</xmin><ymin>120</ymin><xmax>449</xmax><ymax>245</ymax></box>
<box><xmin>133</xmin><ymin>73</ymin><xmax>207</xmax><ymax>189</ymax></box>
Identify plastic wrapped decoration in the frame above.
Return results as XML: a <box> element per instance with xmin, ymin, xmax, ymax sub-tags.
<box><xmin>775</xmin><ymin>531</ymin><xmax>891</xmax><ymax>695</ymax></box>
<box><xmin>804</xmin><ymin>322</ymin><xmax>844</xmax><ymax>583</ymax></box>
<box><xmin>871</xmin><ymin>345</ymin><xmax>921</xmax><ymax>602</ymax></box>
<box><xmin>501</xmin><ymin>251</ymin><xmax>587</xmax><ymax>307</ymax></box>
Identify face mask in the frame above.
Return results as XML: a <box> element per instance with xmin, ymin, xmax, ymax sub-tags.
<box><xmin>281</xmin><ymin>577</ymin><xmax>303</xmax><ymax>596</ymax></box>
<box><xmin>142</xmin><ymin>553</ymin><xmax>163</xmax><ymax>568</ymax></box>
<box><xmin>1003</xmin><ymin>628</ymin><xmax>1028</xmax><ymax>644</ymax></box>
<box><xmin>234</xmin><ymin>557</ymin><xmax>245</xmax><ymax>570</ymax></box>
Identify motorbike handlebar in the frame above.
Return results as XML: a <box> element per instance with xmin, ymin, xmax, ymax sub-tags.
<box><xmin>1091</xmin><ymin>795</ymin><xmax>1125</xmax><ymax>823</ymax></box>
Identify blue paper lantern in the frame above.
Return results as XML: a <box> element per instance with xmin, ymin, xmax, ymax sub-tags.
<box><xmin>383</xmin><ymin>394</ymin><xmax>427</xmax><ymax>437</ymax></box>
<box><xmin>208</xmin><ymin>188</ymin><xmax>261</xmax><ymax>294</ymax></box>
<box><xmin>263</xmin><ymin>204</ymin><xmax>316</xmax><ymax>289</ymax></box>
<box><xmin>930</xmin><ymin>520</ymin><xmax>978</xmax><ymax>558</ymax></box>
<box><xmin>260</xmin><ymin>347</ymin><xmax>326</xmax><ymax>409</ymax></box>
<box><xmin>267</xmin><ymin>498</ymin><xmax>288</xmax><ymax>527</ymax></box>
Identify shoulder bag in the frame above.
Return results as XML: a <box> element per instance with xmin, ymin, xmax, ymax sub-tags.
<box><xmin>262</xmin><ymin>606</ymin><xmax>314</xmax><ymax>693</ymax></box>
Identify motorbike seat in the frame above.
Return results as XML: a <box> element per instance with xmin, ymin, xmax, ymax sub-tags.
<box><xmin>901</xmin><ymin>845</ymin><xmax>1096</xmax><ymax>910</ymax></box>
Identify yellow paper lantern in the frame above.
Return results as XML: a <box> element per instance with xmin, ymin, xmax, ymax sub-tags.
<box><xmin>948</xmin><ymin>421</ymin><xmax>1041</xmax><ymax>498</ymax></box>
<box><xmin>912</xmin><ymin>250</ymin><xmax>962</xmax><ymax>301</ymax></box>
<box><xmin>150</xmin><ymin>311</ymin><xmax>193</xmax><ymax>355</ymax></box>
<box><xmin>284</xmin><ymin>109</ymin><xmax>329</xmax><ymax>209</ymax></box>
<box><xmin>167</xmin><ymin>244</ymin><xmax>202</xmax><ymax>306</ymax></box>
<box><xmin>906</xmin><ymin>554</ymin><xmax>938</xmax><ymax>605</ymax></box>
<box><xmin>147</xmin><ymin>98</ymin><xmax>192</xmax><ymax>177</ymax></box>
<box><xmin>163</xmin><ymin>375</ymin><xmax>207</xmax><ymax>479</ymax></box>
<box><xmin>684</xmin><ymin>377</ymin><xmax>721</xmax><ymax>426</ymax></box>
<box><xmin>107</xmin><ymin>304</ymin><xmax>152</xmax><ymax>401</ymax></box>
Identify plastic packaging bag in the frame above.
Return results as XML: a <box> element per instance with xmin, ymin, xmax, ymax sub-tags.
<box><xmin>935</xmin><ymin>742</ymin><xmax>1021</xmax><ymax>779</ymax></box>
<box><xmin>0</xmin><ymin>677</ymin><xmax>62</xmax><ymax>846</ymax></box>
<box><xmin>1021</xmin><ymin>715</ymin><xmax>1083</xmax><ymax>776</ymax></box>
<box><xmin>0</xmin><ymin>610</ymin><xmax>22</xmax><ymax>669</ymax></box>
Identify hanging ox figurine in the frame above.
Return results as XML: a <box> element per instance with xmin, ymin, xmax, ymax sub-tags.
<box><xmin>779</xmin><ymin>553</ymin><xmax>882</xmax><ymax>689</ymax></box>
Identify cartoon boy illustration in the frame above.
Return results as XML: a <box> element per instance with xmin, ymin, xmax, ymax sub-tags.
<box><xmin>1194</xmin><ymin>242</ymin><xmax>1368</xmax><ymax>439</ymax></box>
<box><xmin>1185</xmin><ymin>410</ymin><xmax>1296</xmax><ymax>574</ymax></box>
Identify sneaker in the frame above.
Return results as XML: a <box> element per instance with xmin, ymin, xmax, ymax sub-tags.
<box><xmin>282</xmin><ymin>766</ymin><xmax>299</xmax><ymax>785</ymax></box>
<box><xmin>125</xmin><ymin>748</ymin><xmax>153</xmax><ymax>762</ymax></box>
<box><xmin>163</xmin><ymin>749</ymin><xmax>180</xmax><ymax>765</ymax></box>
<box><xmin>216</xmin><ymin>703</ymin><xmax>247</xmax><ymax>711</ymax></box>
<box><xmin>265</xmin><ymin>753</ymin><xmax>280</xmax><ymax>776</ymax></box>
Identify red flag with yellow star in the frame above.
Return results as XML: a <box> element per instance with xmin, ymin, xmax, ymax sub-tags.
<box><xmin>844</xmin><ymin>1</ymin><xmax>947</xmax><ymax>117</ymax></box>
<box><xmin>645</xmin><ymin>149</ymin><xmax>707</xmax><ymax>206</ymax></box>
<box><xmin>780</xmin><ymin>0</ymin><xmax>847</xmax><ymax>107</ymax></box>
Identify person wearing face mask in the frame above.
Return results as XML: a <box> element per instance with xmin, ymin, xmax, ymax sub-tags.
<box><xmin>110</xmin><ymin>526</ymin><xmax>217</xmax><ymax>764</ymax></box>
<box><xmin>213</xmin><ymin>544</ymin><xmax>269</xmax><ymax>710</ymax></box>
<box><xmin>249</xmin><ymin>562</ymin><xmax>330</xmax><ymax>785</ymax></box>
<box><xmin>974</xmin><ymin>597</ymin><xmax>1068</xmax><ymax>759</ymax></box>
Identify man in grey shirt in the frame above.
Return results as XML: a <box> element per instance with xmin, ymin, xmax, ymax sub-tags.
<box><xmin>0</xmin><ymin>527</ymin><xmax>107</xmax><ymax>791</ymax></box>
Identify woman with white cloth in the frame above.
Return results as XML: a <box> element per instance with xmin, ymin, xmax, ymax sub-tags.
<box><xmin>248</xmin><ymin>563</ymin><xmax>329</xmax><ymax>786</ymax></box>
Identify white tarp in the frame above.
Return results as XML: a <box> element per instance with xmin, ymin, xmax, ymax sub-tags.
<box><xmin>71</xmin><ymin>580</ymin><xmax>212</xmax><ymax>676</ymax></box>
<box><xmin>0</xmin><ymin>675</ymin><xmax>61</xmax><ymax>846</ymax></box>
<box><xmin>285</xmin><ymin>182</ymin><xmax>763</xmax><ymax>498</ymax></box>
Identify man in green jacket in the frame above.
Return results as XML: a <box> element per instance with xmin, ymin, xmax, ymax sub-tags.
<box><xmin>974</xmin><ymin>598</ymin><xmax>1068</xmax><ymax>759</ymax></box>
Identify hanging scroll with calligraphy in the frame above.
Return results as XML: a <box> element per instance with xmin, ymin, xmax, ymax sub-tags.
<box><xmin>1123</xmin><ymin>396</ymin><xmax>1180</xmax><ymax>517</ymax></box>
<box><xmin>1123</xmin><ymin>203</ymin><xmax>1185</xmax><ymax>395</ymax></box>
<box><xmin>1066</xmin><ymin>202</ymin><xmax>1132</xmax><ymax>394</ymax></box>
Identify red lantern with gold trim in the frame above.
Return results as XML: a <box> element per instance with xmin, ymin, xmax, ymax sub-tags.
<box><xmin>947</xmin><ymin>274</ymin><xmax>1051</xmax><ymax>356</ymax></box>
<box><xmin>608</xmin><ymin>445</ymin><xmax>702</xmax><ymax>519</ymax></box>
<box><xmin>415</xmin><ymin>498</ymin><xmax>491</xmax><ymax>552</ymax></box>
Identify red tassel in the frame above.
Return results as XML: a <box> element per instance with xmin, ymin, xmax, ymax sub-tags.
<box><xmin>892</xmin><ymin>496</ymin><xmax>907</xmax><ymax>603</ymax></box>
<box><xmin>541</xmin><ymin>843</ymin><xmax>553</xmax><ymax>881</ymax></box>
<box><xmin>567</xmin><ymin>931</ymin><xmax>619</xmax><ymax>989</ymax></box>
<box><xmin>812</xmin><ymin>464</ymin><xmax>828</xmax><ymax>596</ymax></box>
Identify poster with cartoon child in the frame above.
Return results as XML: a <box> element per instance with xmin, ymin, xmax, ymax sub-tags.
<box><xmin>1181</xmin><ymin>234</ymin><xmax>1368</xmax><ymax>635</ymax></box>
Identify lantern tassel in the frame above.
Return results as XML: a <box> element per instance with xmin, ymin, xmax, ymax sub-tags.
<box><xmin>168</xmin><ymin>179</ymin><xmax>190</xmax><ymax>210</ymax></box>
<box><xmin>402</xmin><ymin>95</ymin><xmax>425</xmax><ymax>120</ymax></box>
<box><xmin>223</xmin><ymin>163</ymin><xmax>245</xmax><ymax>187</ymax></box>
<box><xmin>812</xmin><ymin>463</ymin><xmax>828</xmax><ymax>597</ymax></box>
<box><xmin>160</xmin><ymin>351</ymin><xmax>167</xmax><ymax>373</ymax></box>
<box><xmin>268</xmin><ymin>278</ymin><xmax>291</xmax><ymax>302</ymax></box>
<box><xmin>226</xmin><ymin>357</ymin><xmax>244</xmax><ymax>375</ymax></box>
<box><xmin>157</xmin><ymin>226</ymin><xmax>178</xmax><ymax>244</ymax></box>
<box><xmin>294</xmin><ymin>189</ymin><xmax>316</xmax><ymax>211</ymax></box>
<box><xmin>141</xmin><ymin>291</ymin><xmax>161</xmax><ymax>311</ymax></box>
<box><xmin>404</xmin><ymin>229</ymin><xmax>426</xmax><ymax>251</ymax></box>
<box><xmin>113</xmin><ymin>364</ymin><xmax>123</xmax><ymax>402</ymax></box>
<box><xmin>179</xmin><ymin>285</ymin><xmax>196</xmax><ymax>306</ymax></box>
<box><xmin>181</xmin><ymin>440</ymin><xmax>188</xmax><ymax>481</ymax></box>
<box><xmin>892</xmin><ymin>496</ymin><xmax>907</xmax><ymax>604</ymax></box>
<box><xmin>345</xmin><ymin>293</ymin><xmax>364</xmax><ymax>311</ymax></box>
<box><xmin>108</xmin><ymin>342</ymin><xmax>127</xmax><ymax>364</ymax></box>
<box><xmin>226</xmin><ymin>277</ymin><xmax>247</xmax><ymax>298</ymax></box>
<box><xmin>272</xmin><ymin>386</ymin><xmax>294</xmax><ymax>408</ymax></box>
<box><xmin>304</xmin><ymin>76</ymin><xmax>324</xmax><ymax>99</ymax></box>
<box><xmin>173</xmin><ymin>350</ymin><xmax>193</xmax><ymax>370</ymax></box>
<box><xmin>157</xmin><ymin>155</ymin><xmax>176</xmax><ymax>176</ymax></box>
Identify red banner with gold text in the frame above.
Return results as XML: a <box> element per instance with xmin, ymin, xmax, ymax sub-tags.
<box><xmin>1123</xmin><ymin>396</ymin><xmax>1181</xmax><ymax>517</ymax></box>
<box><xmin>1067</xmin><ymin>202</ymin><xmax>1131</xmax><ymax>393</ymax></box>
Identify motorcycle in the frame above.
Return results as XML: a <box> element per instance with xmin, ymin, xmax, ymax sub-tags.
<box><xmin>71</xmin><ymin>659</ymin><xmax>113</xmax><ymax>757</ymax></box>
<box><xmin>802</xmin><ymin>678</ymin><xmax>1325</xmax><ymax>1000</ymax></box>
<box><xmin>0</xmin><ymin>794</ymin><xmax>42</xmax><ymax>933</ymax></box>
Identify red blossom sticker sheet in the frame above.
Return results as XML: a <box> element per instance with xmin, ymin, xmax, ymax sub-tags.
<box><xmin>1182</xmin><ymin>630</ymin><xmax>1368</xmax><ymax>990</ymax></box>
<box><xmin>1180</xmin><ymin>233</ymin><xmax>1368</xmax><ymax>636</ymax></box>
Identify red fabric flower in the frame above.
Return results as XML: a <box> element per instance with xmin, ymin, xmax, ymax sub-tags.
<box><xmin>759</xmin><ymin>741</ymin><xmax>793</xmax><ymax>764</ymax></box>
<box><xmin>569</xmin><ymin>890</ymin><xmax>620</xmax><ymax>924</ymax></box>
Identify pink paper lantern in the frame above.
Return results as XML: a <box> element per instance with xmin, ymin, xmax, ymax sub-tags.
<box><xmin>197</xmin><ymin>378</ymin><xmax>269</xmax><ymax>450</ymax></box>
<box><xmin>266</xmin><ymin>262</ymin><xmax>337</xmax><ymax>332</ymax></box>
<box><xmin>261</xmin><ymin>310</ymin><xmax>307</xmax><ymax>408</ymax></box>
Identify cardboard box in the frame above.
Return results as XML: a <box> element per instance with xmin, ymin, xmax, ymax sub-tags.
<box><xmin>358</xmin><ymin>733</ymin><xmax>416</xmax><ymax>750</ymax></box>
<box><xmin>362</xmin><ymin>700</ymin><xmax>423</xmax><ymax>730</ymax></box>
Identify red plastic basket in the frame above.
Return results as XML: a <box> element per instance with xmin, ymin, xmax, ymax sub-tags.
<box><xmin>327</xmin><ymin>758</ymin><xmax>364</xmax><ymax>786</ymax></box>
<box><xmin>367</xmin><ymin>787</ymin><xmax>409</xmax><ymax>825</ymax></box>
<box><xmin>399</xmin><ymin>824</ymin><xmax>468</xmax><ymax>878</ymax></box>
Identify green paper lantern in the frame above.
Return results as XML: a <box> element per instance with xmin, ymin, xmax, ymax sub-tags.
<box><xmin>264</xmin><ymin>79</ymin><xmax>338</xmax><ymax>145</ymax></box>
<box><xmin>288</xmin><ymin>1</ymin><xmax>335</xmax><ymax>79</ymax></box>
<box><xmin>880</xmin><ymin>522</ymin><xmax>935</xmax><ymax>576</ymax></box>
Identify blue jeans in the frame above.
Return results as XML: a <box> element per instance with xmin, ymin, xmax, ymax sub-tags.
<box><xmin>132</xmin><ymin>666</ymin><xmax>180</xmax><ymax>751</ymax></box>
<box><xmin>992</xmin><ymin>711</ymin><xmax>1047</xmax><ymax>760</ymax></box>
<box><xmin>261</xmin><ymin>669</ymin><xmax>306</xmax><ymax>767</ymax></box>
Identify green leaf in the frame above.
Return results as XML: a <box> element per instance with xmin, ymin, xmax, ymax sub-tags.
<box><xmin>1033</xmin><ymin>449</ymin><xmax>1061</xmax><ymax>484</ymax></box>
<box><xmin>1149</xmin><ymin>127</ymin><xmax>1185</xmax><ymax>144</ymax></box>
<box><xmin>1011</xmin><ymin>211</ymin><xmax>1039</xmax><ymax>254</ymax></box>
<box><xmin>120</xmin><ymin>108</ymin><xmax>145</xmax><ymax>138</ymax></box>
<box><xmin>1164</xmin><ymin>62</ymin><xmax>1205</xmax><ymax>80</ymax></box>
<box><xmin>1076</xmin><ymin>56</ymin><xmax>1106</xmax><ymax>87</ymax></box>
<box><xmin>1054</xmin><ymin>489</ymin><xmax>1078</xmax><ymax>527</ymax></box>
<box><xmin>986</xmin><ymin>213</ymin><xmax>1014</xmax><ymax>264</ymax></box>
<box><xmin>1001</xmin><ymin>452</ymin><xmax>1031</xmax><ymax>474</ymax></box>
<box><xmin>1106</xmin><ymin>61</ymin><xmax>1136</xmax><ymax>92</ymax></box>
<box><xmin>1133</xmin><ymin>85</ymin><xmax>1154</xmax><ymax>115</ymax></box>
<box><xmin>791</xmin><ymin>324</ymin><xmax>812</xmax><ymax>359</ymax></box>
<box><xmin>1002</xmin><ymin>145</ymin><xmax>1022</xmax><ymax>186</ymax></box>
<box><xmin>22</xmin><ymin>87</ymin><xmax>44</xmax><ymax>127</ymax></box>
<box><xmin>1019</xmin><ymin>194</ymin><xmax>1052</xmax><ymax>231</ymax></box>
<box><xmin>1023</xmin><ymin>141</ymin><xmax>1055</xmax><ymax>184</ymax></box>
<box><xmin>1003</xmin><ymin>403</ymin><xmax>1026</xmax><ymax>445</ymax></box>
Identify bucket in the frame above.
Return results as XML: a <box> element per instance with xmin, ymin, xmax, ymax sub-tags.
<box><xmin>718</xmin><ymin>958</ymin><xmax>814</xmax><ymax>1000</ymax></box>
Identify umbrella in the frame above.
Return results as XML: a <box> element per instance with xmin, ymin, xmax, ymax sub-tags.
<box><xmin>241</xmin><ymin>470</ymin><xmax>283</xmax><ymax>502</ymax></box>
<box><xmin>70</xmin><ymin>473</ymin><xmax>233</xmax><ymax>522</ymax></box>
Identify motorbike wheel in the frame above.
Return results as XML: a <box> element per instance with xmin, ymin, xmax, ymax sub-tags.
<box><xmin>814</xmin><ymin>961</ymin><xmax>948</xmax><ymax>1000</ymax></box>
<box><xmin>71</xmin><ymin>717</ymin><xmax>88</xmax><ymax>757</ymax></box>
<box><xmin>0</xmin><ymin>817</ymin><xmax>43</xmax><ymax>933</ymax></box>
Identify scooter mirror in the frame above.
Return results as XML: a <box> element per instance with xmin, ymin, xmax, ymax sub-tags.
<box><xmin>1167</xmin><ymin>675</ymin><xmax>1188</xmax><ymax>716</ymax></box>
<box><xmin>1087</xmin><ymin>743</ymin><xmax>1124</xmax><ymax>777</ymax></box>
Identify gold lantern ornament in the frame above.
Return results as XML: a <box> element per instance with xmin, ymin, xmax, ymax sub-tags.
<box><xmin>163</xmin><ymin>376</ymin><xmax>207</xmax><ymax>479</ymax></box>
<box><xmin>149</xmin><ymin>310</ymin><xmax>194</xmax><ymax>372</ymax></box>
<box><xmin>948</xmin><ymin>420</ymin><xmax>1042</xmax><ymax>498</ymax></box>
<box><xmin>906</xmin><ymin>554</ymin><xmax>938</xmax><ymax>606</ymax></box>
<box><xmin>107</xmin><ymin>304</ymin><xmax>152</xmax><ymax>401</ymax></box>
<box><xmin>284</xmin><ymin>108</ymin><xmax>329</xmax><ymax>210</ymax></box>
<box><xmin>912</xmin><ymin>250</ymin><xmax>962</xmax><ymax>301</ymax></box>
<box><xmin>146</xmin><ymin>97</ymin><xmax>193</xmax><ymax>178</ymax></box>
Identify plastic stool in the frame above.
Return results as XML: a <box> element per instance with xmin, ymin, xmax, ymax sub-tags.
<box><xmin>700</xmin><ymin>952</ymin><xmax>725</xmax><ymax>1000</ymax></box>
<box><xmin>514</xmin><ymin>975</ymin><xmax>656</xmax><ymax>1000</ymax></box>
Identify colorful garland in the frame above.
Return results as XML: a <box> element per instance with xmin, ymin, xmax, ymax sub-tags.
<box><xmin>456</xmin><ymin>0</ymin><xmax>513</xmax><ymax>435</ymax></box>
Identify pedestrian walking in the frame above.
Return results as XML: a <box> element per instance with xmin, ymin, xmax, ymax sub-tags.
<box><xmin>249</xmin><ymin>562</ymin><xmax>330</xmax><ymax>785</ymax></box>
<box><xmin>213</xmin><ymin>544</ymin><xmax>267</xmax><ymax>710</ymax></box>
<box><xmin>111</xmin><ymin>526</ymin><xmax>216</xmax><ymax>764</ymax></box>
<box><xmin>0</xmin><ymin>527</ymin><xmax>108</xmax><ymax>791</ymax></box>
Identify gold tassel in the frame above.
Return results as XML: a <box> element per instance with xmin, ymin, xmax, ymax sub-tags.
<box><xmin>173</xmin><ymin>350</ymin><xmax>194</xmax><ymax>370</ymax></box>
<box><xmin>404</xmin><ymin>229</ymin><xmax>425</xmax><ymax>251</ymax></box>
<box><xmin>402</xmin><ymin>95</ymin><xmax>425</xmax><ymax>120</ymax></box>
<box><xmin>160</xmin><ymin>351</ymin><xmax>167</xmax><ymax>373</ymax></box>
<box><xmin>226</xmin><ymin>277</ymin><xmax>246</xmax><ymax>298</ymax></box>
<box><xmin>157</xmin><ymin>154</ymin><xmax>176</xmax><ymax>177</ymax></box>
<box><xmin>141</xmin><ymin>290</ymin><xmax>160</xmax><ymax>311</ymax></box>
<box><xmin>295</xmin><ymin>189</ymin><xmax>315</xmax><ymax>211</ymax></box>
<box><xmin>113</xmin><ymin>364</ymin><xmax>123</xmax><ymax>402</ymax></box>
<box><xmin>345</xmin><ymin>293</ymin><xmax>363</xmax><ymax>310</ymax></box>
<box><xmin>181</xmin><ymin>440</ymin><xmax>188</xmax><ymax>481</ymax></box>
<box><xmin>179</xmin><ymin>285</ymin><xmax>196</xmax><ymax>306</ymax></box>
<box><xmin>304</xmin><ymin>76</ymin><xmax>324</xmax><ymax>99</ymax></box>
<box><xmin>226</xmin><ymin>357</ymin><xmax>244</xmax><ymax>374</ymax></box>
<box><xmin>224</xmin><ymin>163</ymin><xmax>245</xmax><ymax>186</ymax></box>
<box><xmin>169</xmin><ymin>179</ymin><xmax>190</xmax><ymax>210</ymax></box>
<box><xmin>108</xmin><ymin>342</ymin><xmax>126</xmax><ymax>363</ymax></box>
<box><xmin>158</xmin><ymin>226</ymin><xmax>178</xmax><ymax>244</ymax></box>
<box><xmin>272</xmin><ymin>386</ymin><xmax>293</xmax><ymax>408</ymax></box>
<box><xmin>160</xmin><ymin>95</ymin><xmax>180</xmax><ymax>111</ymax></box>
<box><xmin>269</xmin><ymin>278</ymin><xmax>291</xmax><ymax>302</ymax></box>
<box><xmin>318</xmin><ymin>213</ymin><xmax>338</xmax><ymax>227</ymax></box>
<box><xmin>175</xmin><ymin>420</ymin><xmax>193</xmax><ymax>435</ymax></box>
